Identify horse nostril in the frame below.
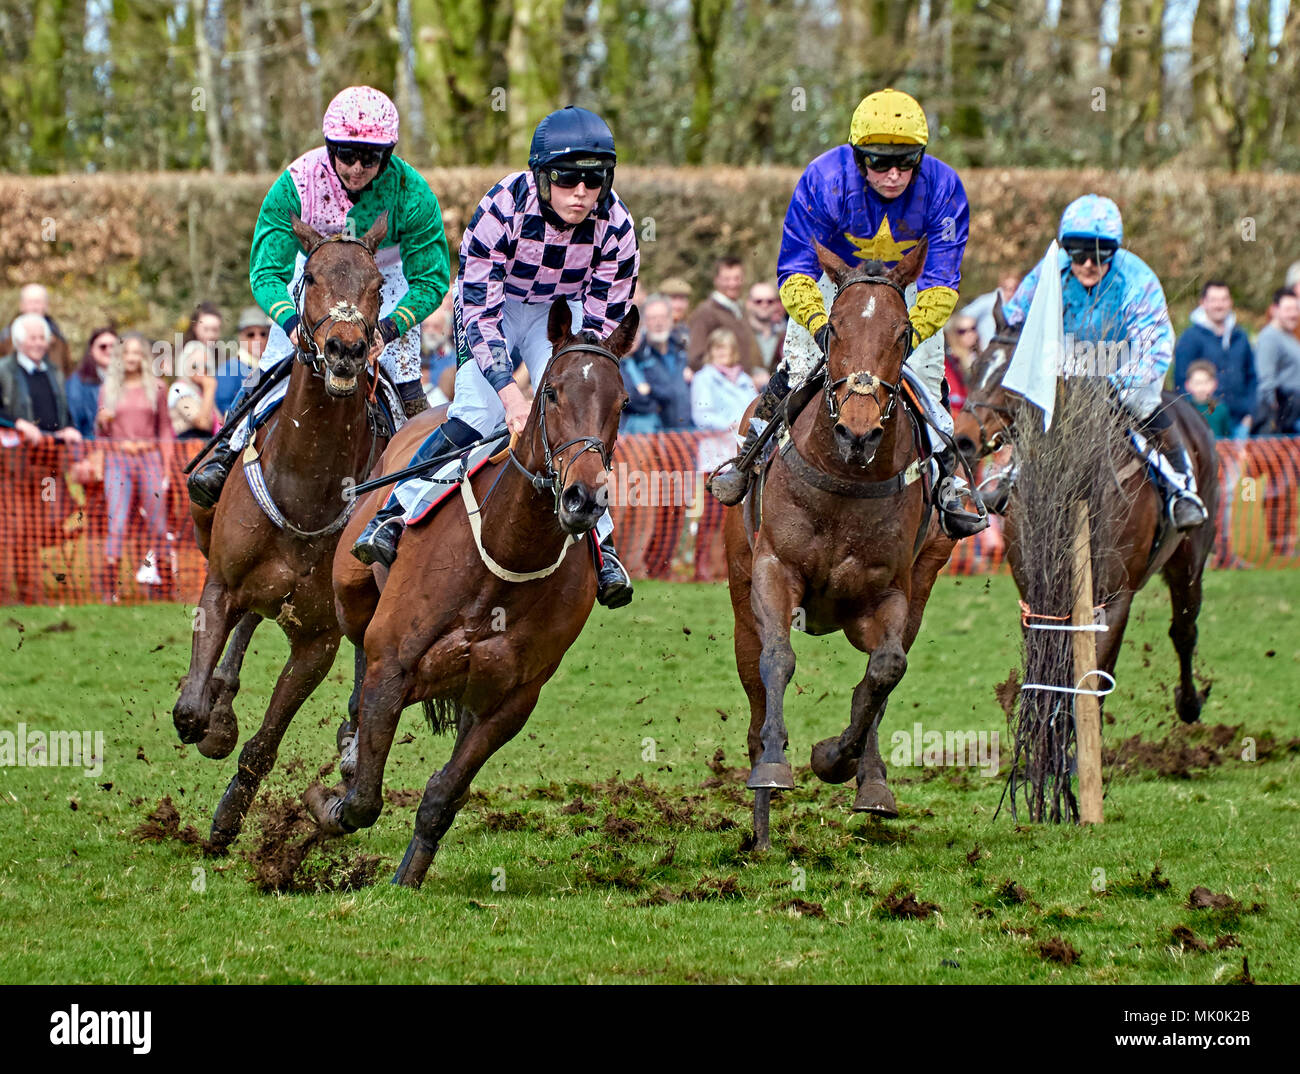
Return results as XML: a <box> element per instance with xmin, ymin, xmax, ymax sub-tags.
<box><xmin>864</xmin><ymin>426</ymin><xmax>883</xmax><ymax>448</ymax></box>
<box><xmin>350</xmin><ymin>339</ymin><xmax>367</xmax><ymax>363</ymax></box>
<box><xmin>561</xmin><ymin>485</ymin><xmax>590</xmax><ymax>514</ymax></box>
<box><xmin>956</xmin><ymin>437</ymin><xmax>976</xmax><ymax>457</ymax></box>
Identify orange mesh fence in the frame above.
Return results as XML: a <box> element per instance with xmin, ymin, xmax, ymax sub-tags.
<box><xmin>1</xmin><ymin>433</ymin><xmax>1297</xmax><ymax>606</ymax></box>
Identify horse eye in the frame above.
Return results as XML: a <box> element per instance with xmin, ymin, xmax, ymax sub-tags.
<box><xmin>543</xmin><ymin>385</ymin><xmax>558</xmax><ymax>402</ymax></box>
<box><xmin>303</xmin><ymin>272</ymin><xmax>315</xmax><ymax>286</ymax></box>
<box><xmin>620</xmin><ymin>398</ymin><xmax>629</xmax><ymax>412</ymax></box>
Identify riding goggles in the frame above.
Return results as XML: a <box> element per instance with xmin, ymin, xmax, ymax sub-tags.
<box><xmin>332</xmin><ymin>145</ymin><xmax>387</xmax><ymax>168</ymax></box>
<box><xmin>854</xmin><ymin>145</ymin><xmax>925</xmax><ymax>173</ymax></box>
<box><xmin>1062</xmin><ymin>239</ymin><xmax>1119</xmax><ymax>266</ymax></box>
<box><xmin>546</xmin><ymin>166</ymin><xmax>609</xmax><ymax>190</ymax></box>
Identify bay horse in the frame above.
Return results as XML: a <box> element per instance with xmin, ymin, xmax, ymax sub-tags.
<box><xmin>953</xmin><ymin>301</ymin><xmax>1217</xmax><ymax>724</ymax></box>
<box><xmin>306</xmin><ymin>299</ymin><xmax>638</xmax><ymax>888</ymax></box>
<box><xmin>172</xmin><ymin>213</ymin><xmax>390</xmax><ymax>847</ymax></box>
<box><xmin>723</xmin><ymin>239</ymin><xmax>958</xmax><ymax>850</ymax></box>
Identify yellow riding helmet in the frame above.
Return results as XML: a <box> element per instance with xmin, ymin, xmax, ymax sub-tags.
<box><xmin>849</xmin><ymin>89</ymin><xmax>929</xmax><ymax>147</ymax></box>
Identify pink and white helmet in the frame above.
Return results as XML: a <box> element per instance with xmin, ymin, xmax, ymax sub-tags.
<box><xmin>322</xmin><ymin>86</ymin><xmax>399</xmax><ymax>145</ymax></box>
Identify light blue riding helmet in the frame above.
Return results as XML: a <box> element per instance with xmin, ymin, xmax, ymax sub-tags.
<box><xmin>1057</xmin><ymin>194</ymin><xmax>1123</xmax><ymax>246</ymax></box>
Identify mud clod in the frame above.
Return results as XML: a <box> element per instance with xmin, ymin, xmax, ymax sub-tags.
<box><xmin>1037</xmin><ymin>937</ymin><xmax>1080</xmax><ymax>965</ymax></box>
<box><xmin>878</xmin><ymin>886</ymin><xmax>939</xmax><ymax>920</ymax></box>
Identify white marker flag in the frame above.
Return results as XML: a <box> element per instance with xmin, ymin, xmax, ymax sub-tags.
<box><xmin>1003</xmin><ymin>240</ymin><xmax>1066</xmax><ymax>431</ymax></box>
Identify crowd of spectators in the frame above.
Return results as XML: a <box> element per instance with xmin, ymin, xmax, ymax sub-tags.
<box><xmin>3</xmin><ymin>256</ymin><xmax>1300</xmax><ymax>598</ymax></box>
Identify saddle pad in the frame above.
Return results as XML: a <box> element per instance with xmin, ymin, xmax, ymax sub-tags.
<box><xmin>401</xmin><ymin>439</ymin><xmax>499</xmax><ymax>526</ymax></box>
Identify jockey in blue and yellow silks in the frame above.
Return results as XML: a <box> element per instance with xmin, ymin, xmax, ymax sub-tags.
<box><xmin>706</xmin><ymin>88</ymin><xmax>987</xmax><ymax>538</ymax></box>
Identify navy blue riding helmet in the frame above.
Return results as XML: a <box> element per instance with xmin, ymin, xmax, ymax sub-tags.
<box><xmin>529</xmin><ymin>106</ymin><xmax>617</xmax><ymax>226</ymax></box>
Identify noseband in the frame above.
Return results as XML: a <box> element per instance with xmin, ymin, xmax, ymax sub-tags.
<box><xmin>823</xmin><ymin>270</ymin><xmax>912</xmax><ymax>423</ymax></box>
<box><xmin>292</xmin><ymin>233</ymin><xmax>380</xmax><ymax>386</ymax></box>
<box><xmin>505</xmin><ymin>341</ymin><xmax>621</xmax><ymax>515</ymax></box>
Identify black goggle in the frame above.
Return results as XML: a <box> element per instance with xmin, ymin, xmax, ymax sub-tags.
<box><xmin>1062</xmin><ymin>240</ymin><xmax>1118</xmax><ymax>266</ymax></box>
<box><xmin>333</xmin><ymin>145</ymin><xmax>386</xmax><ymax>168</ymax></box>
<box><xmin>547</xmin><ymin>167</ymin><xmax>608</xmax><ymax>190</ymax></box>
<box><xmin>854</xmin><ymin>145</ymin><xmax>925</xmax><ymax>173</ymax></box>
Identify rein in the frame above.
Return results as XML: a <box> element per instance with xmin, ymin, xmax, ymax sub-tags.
<box><xmin>961</xmin><ymin>331</ymin><xmax>1021</xmax><ymax>458</ymax></box>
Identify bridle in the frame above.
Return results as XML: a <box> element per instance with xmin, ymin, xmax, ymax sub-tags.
<box><xmin>501</xmin><ymin>340</ymin><xmax>621</xmax><ymax>516</ymax></box>
<box><xmin>822</xmin><ymin>269</ymin><xmax>912</xmax><ymax>425</ymax></box>
<box><xmin>961</xmin><ymin>331</ymin><xmax>1021</xmax><ymax>458</ymax></box>
<box><xmin>291</xmin><ymin>232</ymin><xmax>381</xmax><ymax>400</ymax></box>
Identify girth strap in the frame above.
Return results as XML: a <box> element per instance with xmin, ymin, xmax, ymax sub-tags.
<box><xmin>777</xmin><ymin>434</ymin><xmax>924</xmax><ymax>498</ymax></box>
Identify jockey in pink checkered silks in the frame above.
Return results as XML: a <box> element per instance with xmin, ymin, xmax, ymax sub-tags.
<box><xmin>351</xmin><ymin>106</ymin><xmax>640</xmax><ymax>609</ymax></box>
<box><xmin>188</xmin><ymin>84</ymin><xmax>451</xmax><ymax>510</ymax></box>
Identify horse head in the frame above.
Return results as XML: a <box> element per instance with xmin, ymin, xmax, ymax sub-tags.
<box><xmin>954</xmin><ymin>298</ymin><xmax>1021</xmax><ymax>467</ymax></box>
<box><xmin>289</xmin><ymin>211</ymin><xmax>387</xmax><ymax>396</ymax></box>
<box><xmin>525</xmin><ymin>298</ymin><xmax>638</xmax><ymax>536</ymax></box>
<box><xmin>814</xmin><ymin>237</ymin><xmax>927</xmax><ymax>466</ymax></box>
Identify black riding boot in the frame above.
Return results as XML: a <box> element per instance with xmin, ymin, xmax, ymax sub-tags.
<box><xmin>706</xmin><ymin>366</ymin><xmax>791</xmax><ymax>506</ymax></box>
<box><xmin>188</xmin><ymin>440</ymin><xmax>240</xmax><ymax>509</ymax></box>
<box><xmin>934</xmin><ymin>448</ymin><xmax>989</xmax><ymax>539</ymax></box>
<box><xmin>351</xmin><ymin>418</ymin><xmax>479</xmax><ymax>567</ymax></box>
<box><xmin>591</xmin><ymin>532</ymin><xmax>633</xmax><ymax>609</ymax></box>
<box><xmin>1156</xmin><ymin>428</ymin><xmax>1209</xmax><ymax>531</ymax></box>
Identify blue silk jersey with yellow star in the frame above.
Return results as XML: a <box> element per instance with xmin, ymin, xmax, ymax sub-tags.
<box><xmin>777</xmin><ymin>145</ymin><xmax>969</xmax><ymax>341</ymax></box>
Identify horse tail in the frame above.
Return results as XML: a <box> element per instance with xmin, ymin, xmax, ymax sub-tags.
<box><xmin>421</xmin><ymin>697</ymin><xmax>460</xmax><ymax>737</ymax></box>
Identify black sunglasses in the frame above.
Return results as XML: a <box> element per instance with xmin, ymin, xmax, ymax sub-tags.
<box><xmin>855</xmin><ymin>145</ymin><xmax>925</xmax><ymax>173</ymax></box>
<box><xmin>333</xmin><ymin>145</ymin><xmax>385</xmax><ymax>168</ymax></box>
<box><xmin>547</xmin><ymin>166</ymin><xmax>608</xmax><ymax>190</ymax></box>
<box><xmin>1063</xmin><ymin>241</ymin><xmax>1118</xmax><ymax>266</ymax></box>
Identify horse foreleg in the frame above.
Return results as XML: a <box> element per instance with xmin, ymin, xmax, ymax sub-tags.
<box><xmin>307</xmin><ymin>653</ymin><xmax>408</xmax><ymax>836</ymax></box>
<box><xmin>197</xmin><ymin>611</ymin><xmax>261</xmax><ymax>760</ymax></box>
<box><xmin>208</xmin><ymin>629</ymin><xmax>341</xmax><ymax>848</ymax></box>
<box><xmin>392</xmin><ymin>682</ymin><xmax>544</xmax><ymax>889</ymax></box>
<box><xmin>1163</xmin><ymin>543</ymin><xmax>1209</xmax><ymax>724</ymax></box>
<box><xmin>746</xmin><ymin>551</ymin><xmax>802</xmax><ymax>791</ymax></box>
<box><xmin>727</xmin><ymin>528</ymin><xmax>773</xmax><ymax>849</ymax></box>
<box><xmin>338</xmin><ymin>643</ymin><xmax>366</xmax><ymax>784</ymax></box>
<box><xmin>847</xmin><ymin>595</ymin><xmax>910</xmax><ymax>815</ymax></box>
<box><xmin>174</xmin><ymin>573</ymin><xmax>242</xmax><ymax>746</ymax></box>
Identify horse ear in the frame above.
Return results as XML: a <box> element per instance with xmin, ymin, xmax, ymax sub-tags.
<box><xmin>992</xmin><ymin>294</ymin><xmax>1008</xmax><ymax>334</ymax></box>
<box><xmin>890</xmin><ymin>236</ymin><xmax>928</xmax><ymax>289</ymax></box>
<box><xmin>360</xmin><ymin>211</ymin><xmax>388</xmax><ymax>254</ymax></box>
<box><xmin>814</xmin><ymin>240</ymin><xmax>853</xmax><ymax>287</ymax></box>
<box><xmin>290</xmin><ymin>213</ymin><xmax>325</xmax><ymax>254</ymax></box>
<box><xmin>547</xmin><ymin>297</ymin><xmax>574</xmax><ymax>345</ymax></box>
<box><xmin>604</xmin><ymin>305</ymin><xmax>641</xmax><ymax>358</ymax></box>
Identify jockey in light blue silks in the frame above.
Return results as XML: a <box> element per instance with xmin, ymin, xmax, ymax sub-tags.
<box><xmin>705</xmin><ymin>88</ymin><xmax>987</xmax><ymax>539</ymax></box>
<box><xmin>1002</xmin><ymin>194</ymin><xmax>1208</xmax><ymax>531</ymax></box>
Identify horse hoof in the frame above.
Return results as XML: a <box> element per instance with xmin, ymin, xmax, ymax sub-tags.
<box><xmin>810</xmin><ymin>738</ymin><xmax>859</xmax><ymax>784</ymax></box>
<box><xmin>747</xmin><ymin>761</ymin><xmax>795</xmax><ymax>790</ymax></box>
<box><xmin>852</xmin><ymin>780</ymin><xmax>898</xmax><ymax>817</ymax></box>
<box><xmin>304</xmin><ymin>783</ymin><xmax>349</xmax><ymax>836</ymax></box>
<box><xmin>195</xmin><ymin>703</ymin><xmax>239</xmax><ymax>759</ymax></box>
<box><xmin>392</xmin><ymin>836</ymin><xmax>435</xmax><ymax>889</ymax></box>
<box><xmin>1174</xmin><ymin>683</ymin><xmax>1209</xmax><ymax>725</ymax></box>
<box><xmin>208</xmin><ymin>824</ymin><xmax>240</xmax><ymax>851</ymax></box>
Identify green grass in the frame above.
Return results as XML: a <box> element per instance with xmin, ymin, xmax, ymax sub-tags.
<box><xmin>1</xmin><ymin>571</ymin><xmax>1297</xmax><ymax>984</ymax></box>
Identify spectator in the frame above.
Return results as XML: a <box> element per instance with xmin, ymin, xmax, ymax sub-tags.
<box><xmin>1253</xmin><ymin>288</ymin><xmax>1300</xmax><ymax>560</ymax></box>
<box><xmin>66</xmin><ymin>327</ymin><xmax>119</xmax><ymax>440</ymax></box>
<box><xmin>746</xmin><ymin>282</ymin><xmax>786</xmax><ymax>374</ymax></box>
<box><xmin>424</xmin><ymin>364</ymin><xmax>456</xmax><ymax>409</ymax></box>
<box><xmin>1184</xmin><ymin>361</ymin><xmax>1234</xmax><ymax>438</ymax></box>
<box><xmin>687</xmin><ymin>257</ymin><xmax>763</xmax><ymax>375</ymax></box>
<box><xmin>621</xmin><ymin>294</ymin><xmax>692</xmax><ymax>434</ymax></box>
<box><xmin>961</xmin><ymin>273</ymin><xmax>1021</xmax><ymax>349</ymax></box>
<box><xmin>659</xmin><ymin>277</ymin><xmax>693</xmax><ymax>351</ymax></box>
<box><xmin>1173</xmin><ymin>280</ymin><xmax>1256</xmax><ymax>440</ymax></box>
<box><xmin>0</xmin><ymin>314</ymin><xmax>82</xmax><ymax>445</ymax></box>
<box><xmin>420</xmin><ymin>302</ymin><xmax>457</xmax><ymax>385</ymax></box>
<box><xmin>217</xmin><ymin>306</ymin><xmax>270</xmax><ymax>418</ymax></box>
<box><xmin>691</xmin><ymin>328</ymin><xmax>757</xmax><ymax>581</ymax></box>
<box><xmin>96</xmin><ymin>331</ymin><xmax>174</xmax><ymax>601</ymax></box>
<box><xmin>944</xmin><ymin>313</ymin><xmax>980</xmax><ymax>410</ymax></box>
<box><xmin>168</xmin><ymin>340</ymin><xmax>219</xmax><ymax>440</ymax></box>
<box><xmin>0</xmin><ymin>284</ymin><xmax>73</xmax><ymax>378</ymax></box>
<box><xmin>1253</xmin><ymin>288</ymin><xmax>1300</xmax><ymax>436</ymax></box>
